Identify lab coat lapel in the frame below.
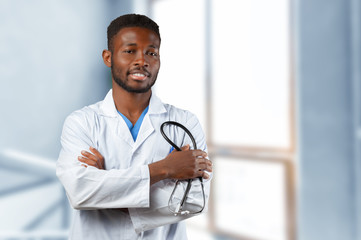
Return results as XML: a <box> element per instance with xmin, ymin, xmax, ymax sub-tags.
<box><xmin>99</xmin><ymin>90</ymin><xmax>135</xmax><ymax>148</ymax></box>
<box><xmin>133</xmin><ymin>93</ymin><xmax>167</xmax><ymax>151</ymax></box>
<box><xmin>117</xmin><ymin>115</ymin><xmax>135</xmax><ymax>148</ymax></box>
<box><xmin>134</xmin><ymin>114</ymin><xmax>154</xmax><ymax>150</ymax></box>
<box><xmin>100</xmin><ymin>90</ymin><xmax>167</xmax><ymax>150</ymax></box>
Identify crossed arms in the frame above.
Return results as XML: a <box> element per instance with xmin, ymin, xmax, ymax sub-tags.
<box><xmin>78</xmin><ymin>145</ymin><xmax>212</xmax><ymax>184</ymax></box>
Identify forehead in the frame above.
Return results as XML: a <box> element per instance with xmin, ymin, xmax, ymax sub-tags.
<box><xmin>113</xmin><ymin>27</ymin><xmax>160</xmax><ymax>48</ymax></box>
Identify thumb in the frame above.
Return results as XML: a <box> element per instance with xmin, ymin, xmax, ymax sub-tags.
<box><xmin>180</xmin><ymin>144</ymin><xmax>190</xmax><ymax>151</ymax></box>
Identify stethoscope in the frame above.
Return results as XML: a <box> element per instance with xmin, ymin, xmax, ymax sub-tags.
<box><xmin>160</xmin><ymin>121</ymin><xmax>205</xmax><ymax>216</ymax></box>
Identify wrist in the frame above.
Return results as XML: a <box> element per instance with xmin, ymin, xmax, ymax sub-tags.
<box><xmin>148</xmin><ymin>160</ymin><xmax>169</xmax><ymax>185</ymax></box>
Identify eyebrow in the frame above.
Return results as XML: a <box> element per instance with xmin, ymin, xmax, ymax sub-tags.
<box><xmin>125</xmin><ymin>43</ymin><xmax>159</xmax><ymax>49</ymax></box>
<box><xmin>148</xmin><ymin>44</ymin><xmax>158</xmax><ymax>49</ymax></box>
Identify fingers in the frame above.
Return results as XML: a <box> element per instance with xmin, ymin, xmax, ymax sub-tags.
<box><xmin>192</xmin><ymin>149</ymin><xmax>208</xmax><ymax>158</ymax></box>
<box><xmin>78</xmin><ymin>147</ymin><xmax>104</xmax><ymax>169</ymax></box>
<box><xmin>196</xmin><ymin>158</ymin><xmax>213</xmax><ymax>173</ymax></box>
<box><xmin>156</xmin><ymin>147</ymin><xmax>211</xmax><ymax>180</ymax></box>
<box><xmin>180</xmin><ymin>144</ymin><xmax>190</xmax><ymax>151</ymax></box>
<box><xmin>202</xmin><ymin>171</ymin><xmax>210</xmax><ymax>180</ymax></box>
<box><xmin>171</xmin><ymin>144</ymin><xmax>190</xmax><ymax>153</ymax></box>
<box><xmin>89</xmin><ymin>146</ymin><xmax>104</xmax><ymax>161</ymax></box>
<box><xmin>195</xmin><ymin>157</ymin><xmax>212</xmax><ymax>180</ymax></box>
<box><xmin>78</xmin><ymin>155</ymin><xmax>99</xmax><ymax>168</ymax></box>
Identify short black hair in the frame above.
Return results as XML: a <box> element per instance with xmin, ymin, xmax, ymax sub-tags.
<box><xmin>107</xmin><ymin>13</ymin><xmax>161</xmax><ymax>52</ymax></box>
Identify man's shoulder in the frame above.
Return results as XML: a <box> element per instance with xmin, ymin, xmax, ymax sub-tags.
<box><xmin>162</xmin><ymin>102</ymin><xmax>198</xmax><ymax>122</ymax></box>
<box><xmin>149</xmin><ymin>94</ymin><xmax>195</xmax><ymax>119</ymax></box>
<box><xmin>164</xmin><ymin>103</ymin><xmax>190</xmax><ymax>115</ymax></box>
<box><xmin>64</xmin><ymin>100</ymin><xmax>104</xmax><ymax>126</ymax></box>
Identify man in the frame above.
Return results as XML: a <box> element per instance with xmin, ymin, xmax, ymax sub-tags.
<box><xmin>56</xmin><ymin>14</ymin><xmax>212</xmax><ymax>239</ymax></box>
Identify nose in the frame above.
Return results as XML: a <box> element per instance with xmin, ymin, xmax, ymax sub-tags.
<box><xmin>134</xmin><ymin>51</ymin><xmax>149</xmax><ymax>67</ymax></box>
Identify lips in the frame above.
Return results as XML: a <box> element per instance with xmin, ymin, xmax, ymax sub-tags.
<box><xmin>130</xmin><ymin>73</ymin><xmax>147</xmax><ymax>80</ymax></box>
<box><xmin>128</xmin><ymin>69</ymin><xmax>150</xmax><ymax>81</ymax></box>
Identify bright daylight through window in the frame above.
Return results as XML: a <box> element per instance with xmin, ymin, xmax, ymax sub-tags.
<box><xmin>152</xmin><ymin>0</ymin><xmax>293</xmax><ymax>239</ymax></box>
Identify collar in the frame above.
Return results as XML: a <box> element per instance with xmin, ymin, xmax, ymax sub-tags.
<box><xmin>99</xmin><ymin>89</ymin><xmax>167</xmax><ymax>117</ymax></box>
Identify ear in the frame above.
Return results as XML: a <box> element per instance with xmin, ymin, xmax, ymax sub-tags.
<box><xmin>102</xmin><ymin>50</ymin><xmax>112</xmax><ymax>67</ymax></box>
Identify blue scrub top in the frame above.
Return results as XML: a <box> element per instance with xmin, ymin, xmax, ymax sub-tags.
<box><xmin>117</xmin><ymin>106</ymin><xmax>149</xmax><ymax>141</ymax></box>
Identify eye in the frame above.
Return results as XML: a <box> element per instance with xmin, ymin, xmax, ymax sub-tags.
<box><xmin>148</xmin><ymin>51</ymin><xmax>158</xmax><ymax>57</ymax></box>
<box><xmin>123</xmin><ymin>49</ymin><xmax>134</xmax><ymax>54</ymax></box>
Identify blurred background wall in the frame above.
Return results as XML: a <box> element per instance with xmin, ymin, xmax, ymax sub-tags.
<box><xmin>0</xmin><ymin>0</ymin><xmax>360</xmax><ymax>240</ymax></box>
<box><xmin>297</xmin><ymin>0</ymin><xmax>361</xmax><ymax>239</ymax></box>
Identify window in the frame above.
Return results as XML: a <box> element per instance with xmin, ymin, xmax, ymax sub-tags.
<box><xmin>151</xmin><ymin>0</ymin><xmax>295</xmax><ymax>239</ymax></box>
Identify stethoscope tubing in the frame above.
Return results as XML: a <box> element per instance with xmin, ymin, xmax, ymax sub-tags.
<box><xmin>160</xmin><ymin>121</ymin><xmax>205</xmax><ymax>215</ymax></box>
<box><xmin>160</xmin><ymin>121</ymin><xmax>197</xmax><ymax>151</ymax></box>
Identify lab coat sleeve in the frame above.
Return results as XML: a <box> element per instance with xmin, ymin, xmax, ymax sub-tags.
<box><xmin>129</xmin><ymin>112</ymin><xmax>212</xmax><ymax>233</ymax></box>
<box><xmin>56</xmin><ymin>111</ymin><xmax>150</xmax><ymax>210</ymax></box>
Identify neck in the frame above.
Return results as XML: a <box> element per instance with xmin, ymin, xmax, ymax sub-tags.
<box><xmin>112</xmin><ymin>81</ymin><xmax>151</xmax><ymax>124</ymax></box>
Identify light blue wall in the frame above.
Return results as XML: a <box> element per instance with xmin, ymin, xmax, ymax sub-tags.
<box><xmin>297</xmin><ymin>0</ymin><xmax>359</xmax><ymax>239</ymax></box>
<box><xmin>0</xmin><ymin>0</ymin><xmax>135</xmax><ymax>158</ymax></box>
<box><xmin>0</xmin><ymin>0</ymin><xmax>134</xmax><ymax>236</ymax></box>
<box><xmin>0</xmin><ymin>0</ymin><xmax>111</xmax><ymax>158</ymax></box>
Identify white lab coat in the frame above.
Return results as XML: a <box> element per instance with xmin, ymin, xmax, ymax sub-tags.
<box><xmin>56</xmin><ymin>89</ymin><xmax>211</xmax><ymax>240</ymax></box>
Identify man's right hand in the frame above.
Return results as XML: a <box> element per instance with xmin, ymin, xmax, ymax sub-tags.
<box><xmin>148</xmin><ymin>145</ymin><xmax>213</xmax><ymax>185</ymax></box>
<box><xmin>78</xmin><ymin>146</ymin><xmax>105</xmax><ymax>170</ymax></box>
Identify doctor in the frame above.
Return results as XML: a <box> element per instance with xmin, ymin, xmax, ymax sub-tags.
<box><xmin>56</xmin><ymin>14</ymin><xmax>212</xmax><ymax>239</ymax></box>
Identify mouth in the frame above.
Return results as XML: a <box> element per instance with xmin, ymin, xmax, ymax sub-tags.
<box><xmin>128</xmin><ymin>70</ymin><xmax>150</xmax><ymax>81</ymax></box>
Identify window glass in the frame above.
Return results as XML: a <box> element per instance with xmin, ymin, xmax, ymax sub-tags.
<box><xmin>214</xmin><ymin>156</ymin><xmax>287</xmax><ymax>240</ymax></box>
<box><xmin>152</xmin><ymin>0</ymin><xmax>206</xmax><ymax>128</ymax></box>
<box><xmin>212</xmin><ymin>0</ymin><xmax>291</xmax><ymax>148</ymax></box>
